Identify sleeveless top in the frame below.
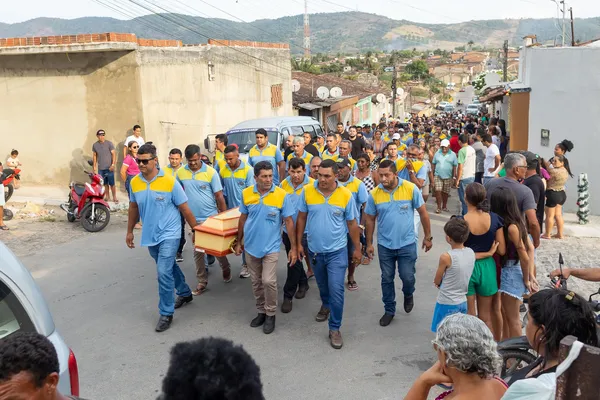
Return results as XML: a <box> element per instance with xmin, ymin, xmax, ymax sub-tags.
<box><xmin>358</xmin><ymin>172</ymin><xmax>376</xmax><ymax>192</ymax></box>
<box><xmin>435</xmin><ymin>377</ymin><xmax>508</xmax><ymax>400</ymax></box>
<box><xmin>462</xmin><ymin>212</ymin><xmax>504</xmax><ymax>253</ymax></box>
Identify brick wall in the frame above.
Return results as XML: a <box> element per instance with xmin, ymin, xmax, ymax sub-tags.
<box><xmin>0</xmin><ymin>33</ymin><xmax>288</xmax><ymax>50</ymax></box>
<box><xmin>0</xmin><ymin>32</ymin><xmax>182</xmax><ymax>48</ymax></box>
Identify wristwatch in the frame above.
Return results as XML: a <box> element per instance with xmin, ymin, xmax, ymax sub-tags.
<box><xmin>425</xmin><ymin>236</ymin><xmax>433</xmax><ymax>241</ymax></box>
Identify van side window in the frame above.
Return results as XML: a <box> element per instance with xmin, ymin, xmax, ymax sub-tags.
<box><xmin>302</xmin><ymin>125</ymin><xmax>316</xmax><ymax>138</ymax></box>
<box><xmin>314</xmin><ymin>125</ymin><xmax>324</xmax><ymax>136</ymax></box>
<box><xmin>281</xmin><ymin>128</ymin><xmax>290</xmax><ymax>150</ymax></box>
<box><xmin>290</xmin><ymin>126</ymin><xmax>304</xmax><ymax>136</ymax></box>
<box><xmin>0</xmin><ymin>280</ymin><xmax>36</xmax><ymax>339</ymax></box>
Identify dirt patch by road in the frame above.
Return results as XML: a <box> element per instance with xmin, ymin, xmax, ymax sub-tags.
<box><xmin>1</xmin><ymin>203</ymin><xmax>128</xmax><ymax>258</ymax></box>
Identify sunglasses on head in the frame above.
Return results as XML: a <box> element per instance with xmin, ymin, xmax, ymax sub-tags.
<box><xmin>136</xmin><ymin>158</ymin><xmax>154</xmax><ymax>165</ymax></box>
<box><xmin>97</xmin><ymin>132</ymin><xmax>106</xmax><ymax>136</ymax></box>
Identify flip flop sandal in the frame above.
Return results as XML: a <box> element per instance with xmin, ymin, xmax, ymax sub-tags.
<box><xmin>192</xmin><ymin>285</ymin><xmax>207</xmax><ymax>296</ymax></box>
<box><xmin>435</xmin><ymin>208</ymin><xmax>441</xmax><ymax>214</ymax></box>
<box><xmin>0</xmin><ymin>225</ymin><xmax>9</xmax><ymax>231</ymax></box>
<box><xmin>307</xmin><ymin>272</ymin><xmax>315</xmax><ymax>280</ymax></box>
<box><xmin>442</xmin><ymin>208</ymin><xmax>450</xmax><ymax>212</ymax></box>
<box><xmin>347</xmin><ymin>281</ymin><xmax>359</xmax><ymax>291</ymax></box>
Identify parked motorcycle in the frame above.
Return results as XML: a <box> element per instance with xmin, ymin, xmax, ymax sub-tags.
<box><xmin>60</xmin><ymin>170</ymin><xmax>111</xmax><ymax>232</ymax></box>
<box><xmin>498</xmin><ymin>253</ymin><xmax>600</xmax><ymax>379</ymax></box>
<box><xmin>2</xmin><ymin>167</ymin><xmax>21</xmax><ymax>202</ymax></box>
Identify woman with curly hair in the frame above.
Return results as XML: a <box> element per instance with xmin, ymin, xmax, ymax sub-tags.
<box><xmin>405</xmin><ymin>313</ymin><xmax>507</xmax><ymax>400</ymax></box>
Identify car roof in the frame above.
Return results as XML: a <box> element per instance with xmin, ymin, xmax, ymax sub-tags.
<box><xmin>227</xmin><ymin>116</ymin><xmax>319</xmax><ymax>132</ymax></box>
<box><xmin>0</xmin><ymin>241</ymin><xmax>55</xmax><ymax>336</ymax></box>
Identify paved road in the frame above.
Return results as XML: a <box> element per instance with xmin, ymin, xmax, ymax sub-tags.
<box><xmin>452</xmin><ymin>85</ymin><xmax>475</xmax><ymax>112</ymax></box>
<box><xmin>19</xmin><ymin>198</ymin><xmax>459</xmax><ymax>400</ymax></box>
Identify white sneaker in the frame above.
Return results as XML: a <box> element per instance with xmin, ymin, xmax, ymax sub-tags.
<box><xmin>239</xmin><ymin>265</ymin><xmax>251</xmax><ymax>278</ymax></box>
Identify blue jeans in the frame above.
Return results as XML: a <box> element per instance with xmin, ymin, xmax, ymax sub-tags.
<box><xmin>309</xmin><ymin>247</ymin><xmax>348</xmax><ymax>331</ymax></box>
<box><xmin>378</xmin><ymin>243</ymin><xmax>418</xmax><ymax>315</ymax></box>
<box><xmin>148</xmin><ymin>238</ymin><xmax>192</xmax><ymax>316</ymax></box>
<box><xmin>458</xmin><ymin>177</ymin><xmax>475</xmax><ymax>215</ymax></box>
<box><xmin>483</xmin><ymin>176</ymin><xmax>494</xmax><ymax>187</ymax></box>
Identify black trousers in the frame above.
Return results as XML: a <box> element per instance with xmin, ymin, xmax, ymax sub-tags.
<box><xmin>282</xmin><ymin>232</ymin><xmax>309</xmax><ymax>300</ymax></box>
<box><xmin>178</xmin><ymin>213</ymin><xmax>186</xmax><ymax>254</ymax></box>
<box><xmin>474</xmin><ymin>172</ymin><xmax>484</xmax><ymax>184</ymax></box>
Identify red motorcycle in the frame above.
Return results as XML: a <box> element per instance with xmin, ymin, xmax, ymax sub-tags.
<box><xmin>2</xmin><ymin>167</ymin><xmax>21</xmax><ymax>202</ymax></box>
<box><xmin>60</xmin><ymin>171</ymin><xmax>111</xmax><ymax>232</ymax></box>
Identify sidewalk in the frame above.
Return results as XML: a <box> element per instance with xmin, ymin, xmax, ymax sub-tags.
<box><xmin>7</xmin><ymin>184</ymin><xmax>128</xmax><ymax>210</ymax></box>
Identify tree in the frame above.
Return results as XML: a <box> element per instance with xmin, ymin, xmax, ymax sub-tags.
<box><xmin>291</xmin><ymin>58</ymin><xmax>320</xmax><ymax>74</ymax></box>
<box><xmin>472</xmin><ymin>73</ymin><xmax>486</xmax><ymax>91</ymax></box>
<box><xmin>405</xmin><ymin>60</ymin><xmax>429</xmax><ymax>80</ymax></box>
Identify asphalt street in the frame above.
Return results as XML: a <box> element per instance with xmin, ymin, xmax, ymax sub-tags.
<box><xmin>452</xmin><ymin>85</ymin><xmax>475</xmax><ymax>111</ymax></box>
<box><xmin>20</xmin><ymin>197</ymin><xmax>461</xmax><ymax>400</ymax></box>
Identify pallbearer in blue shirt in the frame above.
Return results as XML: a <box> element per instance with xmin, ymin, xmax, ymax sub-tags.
<box><xmin>286</xmin><ymin>136</ymin><xmax>313</xmax><ymax>175</ymax></box>
<box><xmin>126</xmin><ymin>144</ymin><xmax>198</xmax><ymax>333</ymax></box>
<box><xmin>247</xmin><ymin>128</ymin><xmax>285</xmax><ymax>185</ymax></box>
<box><xmin>364</xmin><ymin>160</ymin><xmax>433</xmax><ymax>328</ymax></box>
<box><xmin>336</xmin><ymin>157</ymin><xmax>368</xmax><ymax>292</ymax></box>
<box><xmin>219</xmin><ymin>144</ymin><xmax>255</xmax><ymax>278</ymax></box>
<box><xmin>296</xmin><ymin>159</ymin><xmax>362</xmax><ymax>350</ymax></box>
<box><xmin>177</xmin><ymin>145</ymin><xmax>231</xmax><ymax>296</ymax></box>
<box><xmin>235</xmin><ymin>161</ymin><xmax>296</xmax><ymax>335</ymax></box>
<box><xmin>162</xmin><ymin>148</ymin><xmax>187</xmax><ymax>262</ymax></box>
<box><xmin>279</xmin><ymin>157</ymin><xmax>314</xmax><ymax>313</ymax></box>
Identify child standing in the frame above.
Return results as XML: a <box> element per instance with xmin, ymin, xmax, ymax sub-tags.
<box><xmin>6</xmin><ymin>149</ymin><xmax>21</xmax><ymax>189</ymax></box>
<box><xmin>431</xmin><ymin>218</ymin><xmax>476</xmax><ymax>332</ymax></box>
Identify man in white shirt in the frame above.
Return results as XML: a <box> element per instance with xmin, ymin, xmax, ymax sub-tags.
<box><xmin>482</xmin><ymin>133</ymin><xmax>500</xmax><ymax>186</ymax></box>
<box><xmin>124</xmin><ymin>124</ymin><xmax>145</xmax><ymax>158</ymax></box>
<box><xmin>455</xmin><ymin>134</ymin><xmax>476</xmax><ymax>215</ymax></box>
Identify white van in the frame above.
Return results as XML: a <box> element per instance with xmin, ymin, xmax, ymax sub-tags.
<box><xmin>205</xmin><ymin>116</ymin><xmax>324</xmax><ymax>159</ymax></box>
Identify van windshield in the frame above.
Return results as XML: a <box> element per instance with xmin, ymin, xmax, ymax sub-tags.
<box><xmin>227</xmin><ymin>130</ymin><xmax>278</xmax><ymax>153</ymax></box>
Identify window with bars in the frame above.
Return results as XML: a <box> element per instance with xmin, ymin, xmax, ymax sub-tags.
<box><xmin>271</xmin><ymin>84</ymin><xmax>283</xmax><ymax>108</ymax></box>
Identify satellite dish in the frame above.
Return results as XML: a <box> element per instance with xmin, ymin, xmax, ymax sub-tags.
<box><xmin>376</xmin><ymin>93</ymin><xmax>386</xmax><ymax>103</ymax></box>
<box><xmin>330</xmin><ymin>87</ymin><xmax>343</xmax><ymax>97</ymax></box>
<box><xmin>357</xmin><ymin>73</ymin><xmax>370</xmax><ymax>85</ymax></box>
<box><xmin>291</xmin><ymin>79</ymin><xmax>301</xmax><ymax>93</ymax></box>
<box><xmin>316</xmin><ymin>86</ymin><xmax>329</xmax><ymax>100</ymax></box>
<box><xmin>397</xmin><ymin>88</ymin><xmax>405</xmax><ymax>96</ymax></box>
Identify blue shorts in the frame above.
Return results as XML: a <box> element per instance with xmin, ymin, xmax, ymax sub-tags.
<box><xmin>499</xmin><ymin>260</ymin><xmax>528</xmax><ymax>301</ymax></box>
<box><xmin>99</xmin><ymin>169</ymin><xmax>115</xmax><ymax>186</ymax></box>
<box><xmin>431</xmin><ymin>301</ymin><xmax>467</xmax><ymax>333</ymax></box>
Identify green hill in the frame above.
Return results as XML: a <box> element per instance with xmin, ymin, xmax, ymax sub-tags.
<box><xmin>1</xmin><ymin>12</ymin><xmax>599</xmax><ymax>53</ymax></box>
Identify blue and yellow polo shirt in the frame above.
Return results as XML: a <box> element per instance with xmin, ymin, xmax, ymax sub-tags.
<box><xmin>214</xmin><ymin>150</ymin><xmax>224</xmax><ymax>166</ymax></box>
<box><xmin>129</xmin><ymin>169</ymin><xmax>188</xmax><ymax>247</ymax></box>
<box><xmin>321</xmin><ymin>147</ymin><xmax>339</xmax><ymax>161</ymax></box>
<box><xmin>247</xmin><ymin>143</ymin><xmax>284</xmax><ymax>185</ymax></box>
<box><xmin>316</xmin><ymin>144</ymin><xmax>325</xmax><ymax>154</ymax></box>
<box><xmin>219</xmin><ymin>160</ymin><xmax>254</xmax><ymax>209</ymax></box>
<box><xmin>280</xmin><ymin>175</ymin><xmax>314</xmax><ymax>234</ymax></box>
<box><xmin>298</xmin><ymin>181</ymin><xmax>357</xmax><ymax>253</ymax></box>
<box><xmin>339</xmin><ymin>176</ymin><xmax>368</xmax><ymax>221</ymax></box>
<box><xmin>286</xmin><ymin>151</ymin><xmax>313</xmax><ymax>175</ymax></box>
<box><xmin>176</xmin><ymin>163</ymin><xmax>222</xmax><ymax>223</ymax></box>
<box><xmin>396</xmin><ymin>159</ymin><xmax>427</xmax><ymax>183</ymax></box>
<box><xmin>163</xmin><ymin>164</ymin><xmax>182</xmax><ymax>177</ymax></box>
<box><xmin>239</xmin><ymin>184</ymin><xmax>294</xmax><ymax>258</ymax></box>
<box><xmin>365</xmin><ymin>180</ymin><xmax>424</xmax><ymax>250</ymax></box>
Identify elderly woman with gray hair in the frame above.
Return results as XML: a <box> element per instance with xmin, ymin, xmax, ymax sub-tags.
<box><xmin>405</xmin><ymin>314</ymin><xmax>507</xmax><ymax>400</ymax></box>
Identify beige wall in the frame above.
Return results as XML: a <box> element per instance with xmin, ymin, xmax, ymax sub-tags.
<box><xmin>0</xmin><ymin>45</ymin><xmax>291</xmax><ymax>186</ymax></box>
<box><xmin>137</xmin><ymin>46</ymin><xmax>292</xmax><ymax>163</ymax></box>
<box><xmin>0</xmin><ymin>50</ymin><xmax>141</xmax><ymax>185</ymax></box>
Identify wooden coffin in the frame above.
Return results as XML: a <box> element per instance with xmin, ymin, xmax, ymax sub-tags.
<box><xmin>194</xmin><ymin>208</ymin><xmax>240</xmax><ymax>257</ymax></box>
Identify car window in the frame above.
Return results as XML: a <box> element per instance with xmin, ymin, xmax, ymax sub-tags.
<box><xmin>302</xmin><ymin>125</ymin><xmax>316</xmax><ymax>138</ymax></box>
<box><xmin>280</xmin><ymin>128</ymin><xmax>290</xmax><ymax>150</ymax></box>
<box><xmin>0</xmin><ymin>280</ymin><xmax>36</xmax><ymax>339</ymax></box>
<box><xmin>290</xmin><ymin>126</ymin><xmax>304</xmax><ymax>135</ymax></box>
<box><xmin>314</xmin><ymin>125</ymin><xmax>323</xmax><ymax>136</ymax></box>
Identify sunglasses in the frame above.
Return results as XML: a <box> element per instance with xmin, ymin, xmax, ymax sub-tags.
<box><xmin>136</xmin><ymin>158</ymin><xmax>154</xmax><ymax>165</ymax></box>
<box><xmin>132</xmin><ymin>146</ymin><xmax>139</xmax><ymax>149</ymax></box>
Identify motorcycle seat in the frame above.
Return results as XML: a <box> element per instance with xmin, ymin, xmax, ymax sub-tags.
<box><xmin>73</xmin><ymin>183</ymin><xmax>86</xmax><ymax>197</ymax></box>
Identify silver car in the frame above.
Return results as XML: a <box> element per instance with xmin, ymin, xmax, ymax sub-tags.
<box><xmin>0</xmin><ymin>241</ymin><xmax>79</xmax><ymax>396</ymax></box>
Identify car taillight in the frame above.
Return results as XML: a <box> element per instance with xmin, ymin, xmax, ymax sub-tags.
<box><xmin>68</xmin><ymin>349</ymin><xmax>80</xmax><ymax>396</ymax></box>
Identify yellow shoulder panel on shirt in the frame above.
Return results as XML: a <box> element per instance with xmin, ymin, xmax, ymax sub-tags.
<box><xmin>304</xmin><ymin>184</ymin><xmax>325</xmax><ymax>206</ymax></box>
<box><xmin>345</xmin><ymin>179</ymin><xmax>361</xmax><ymax>194</ymax></box>
<box><xmin>371</xmin><ymin>187</ymin><xmax>391</xmax><ymax>204</ymax></box>
<box><xmin>176</xmin><ymin>168</ymin><xmax>193</xmax><ymax>181</ymax></box>
<box><xmin>280</xmin><ymin>179</ymin><xmax>293</xmax><ymax>194</ymax></box>
<box><xmin>328</xmin><ymin>186</ymin><xmax>353</xmax><ymax>209</ymax></box>
<box><xmin>194</xmin><ymin>166</ymin><xmax>216</xmax><ymax>183</ymax></box>
<box><xmin>150</xmin><ymin>175</ymin><xmax>176</xmax><ymax>193</ymax></box>
<box><xmin>263</xmin><ymin>186</ymin><xmax>286</xmax><ymax>208</ymax></box>
<box><xmin>242</xmin><ymin>186</ymin><xmax>259</xmax><ymax>205</ymax></box>
<box><xmin>220</xmin><ymin>167</ymin><xmax>232</xmax><ymax>179</ymax></box>
<box><xmin>130</xmin><ymin>175</ymin><xmax>147</xmax><ymax>193</ymax></box>
<box><xmin>393</xmin><ymin>180</ymin><xmax>416</xmax><ymax>201</ymax></box>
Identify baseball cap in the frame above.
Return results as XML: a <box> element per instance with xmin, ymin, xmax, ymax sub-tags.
<box><xmin>96</xmin><ymin>129</ymin><xmax>106</xmax><ymax>136</ymax></box>
<box><xmin>336</xmin><ymin>157</ymin><xmax>352</xmax><ymax>169</ymax></box>
<box><xmin>520</xmin><ymin>151</ymin><xmax>539</xmax><ymax>169</ymax></box>
<box><xmin>392</xmin><ymin>133</ymin><xmax>401</xmax><ymax>140</ymax></box>
<box><xmin>398</xmin><ymin>128</ymin><xmax>405</xmax><ymax>133</ymax></box>
<box><xmin>441</xmin><ymin>139</ymin><xmax>450</xmax><ymax>147</ymax></box>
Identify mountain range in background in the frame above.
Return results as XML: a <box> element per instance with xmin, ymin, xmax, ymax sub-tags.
<box><xmin>2</xmin><ymin>11</ymin><xmax>600</xmax><ymax>53</ymax></box>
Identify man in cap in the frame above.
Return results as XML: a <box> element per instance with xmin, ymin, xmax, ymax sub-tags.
<box><xmin>431</xmin><ymin>139</ymin><xmax>458</xmax><ymax>213</ymax></box>
<box><xmin>315</xmin><ymin>133</ymin><xmax>326</xmax><ymax>154</ymax></box>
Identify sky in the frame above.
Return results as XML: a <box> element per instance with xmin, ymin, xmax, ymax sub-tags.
<box><xmin>2</xmin><ymin>0</ymin><xmax>600</xmax><ymax>25</ymax></box>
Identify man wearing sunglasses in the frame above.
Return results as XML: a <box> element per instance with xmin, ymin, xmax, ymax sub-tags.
<box><xmin>92</xmin><ymin>129</ymin><xmax>118</xmax><ymax>203</ymax></box>
<box><xmin>126</xmin><ymin>144</ymin><xmax>198</xmax><ymax>333</ymax></box>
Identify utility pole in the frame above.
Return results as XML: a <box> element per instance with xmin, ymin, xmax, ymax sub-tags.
<box><xmin>391</xmin><ymin>65</ymin><xmax>397</xmax><ymax>118</ymax></box>
<box><xmin>502</xmin><ymin>40</ymin><xmax>508</xmax><ymax>82</ymax></box>
<box><xmin>560</xmin><ymin>0</ymin><xmax>566</xmax><ymax>47</ymax></box>
<box><xmin>569</xmin><ymin>7</ymin><xmax>575</xmax><ymax>46</ymax></box>
<box><xmin>303</xmin><ymin>0</ymin><xmax>310</xmax><ymax>59</ymax></box>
